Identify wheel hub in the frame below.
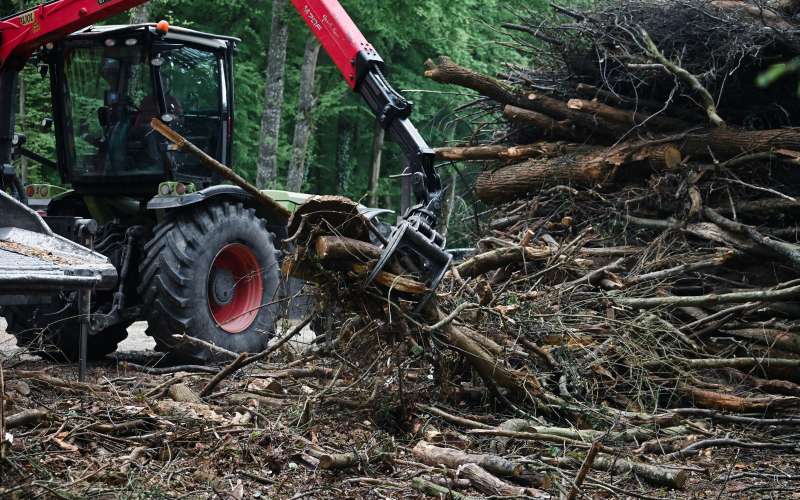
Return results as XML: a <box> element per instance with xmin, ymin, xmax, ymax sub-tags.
<box><xmin>207</xmin><ymin>243</ymin><xmax>264</xmax><ymax>334</ymax></box>
<box><xmin>210</xmin><ymin>268</ymin><xmax>236</xmax><ymax>305</ymax></box>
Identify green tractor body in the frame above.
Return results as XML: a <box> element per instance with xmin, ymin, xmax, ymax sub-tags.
<box><xmin>4</xmin><ymin>23</ymin><xmax>322</xmax><ymax>361</ymax></box>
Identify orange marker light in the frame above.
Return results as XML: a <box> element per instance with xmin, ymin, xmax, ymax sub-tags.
<box><xmin>156</xmin><ymin>20</ymin><xmax>170</xmax><ymax>35</ymax></box>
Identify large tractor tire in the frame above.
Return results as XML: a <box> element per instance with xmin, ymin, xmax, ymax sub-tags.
<box><xmin>139</xmin><ymin>201</ymin><xmax>281</xmax><ymax>361</ymax></box>
<box><xmin>3</xmin><ymin>303</ymin><xmax>130</xmax><ymax>361</ymax></box>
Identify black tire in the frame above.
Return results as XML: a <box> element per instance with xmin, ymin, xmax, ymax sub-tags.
<box><xmin>4</xmin><ymin>303</ymin><xmax>129</xmax><ymax>361</ymax></box>
<box><xmin>138</xmin><ymin>201</ymin><xmax>281</xmax><ymax>361</ymax></box>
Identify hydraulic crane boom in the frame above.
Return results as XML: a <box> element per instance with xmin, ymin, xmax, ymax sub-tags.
<box><xmin>0</xmin><ymin>0</ymin><xmax>148</xmax><ymax>69</ymax></box>
<box><xmin>291</xmin><ymin>0</ymin><xmax>451</xmax><ymax>294</ymax></box>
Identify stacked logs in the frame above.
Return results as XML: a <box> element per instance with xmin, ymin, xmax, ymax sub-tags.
<box><xmin>424</xmin><ymin>0</ymin><xmax>800</xmax><ymax>204</ymax></box>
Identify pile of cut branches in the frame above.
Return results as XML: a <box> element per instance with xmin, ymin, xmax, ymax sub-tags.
<box><xmin>6</xmin><ymin>1</ymin><xmax>800</xmax><ymax>498</ymax></box>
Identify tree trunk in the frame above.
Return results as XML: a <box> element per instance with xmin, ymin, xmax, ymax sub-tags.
<box><xmin>435</xmin><ymin>141</ymin><xmax>578</xmax><ymax>161</ymax></box>
<box><xmin>256</xmin><ymin>0</ymin><xmax>290</xmax><ymax>189</ymax></box>
<box><xmin>129</xmin><ymin>4</ymin><xmax>149</xmax><ymax>23</ymax></box>
<box><xmin>503</xmin><ymin>105</ymin><xmax>584</xmax><ymax>140</ymax></box>
<box><xmin>17</xmin><ymin>49</ymin><xmax>27</xmax><ymax>183</ymax></box>
<box><xmin>412</xmin><ymin>440</ymin><xmax>524</xmax><ymax>478</ymax></box>
<box><xmin>335</xmin><ymin>115</ymin><xmax>354</xmax><ymax>195</ymax></box>
<box><xmin>440</xmin><ymin>173</ymin><xmax>457</xmax><ymax>238</ymax></box>
<box><xmin>314</xmin><ymin>236</ymin><xmax>382</xmax><ymax>262</ymax></box>
<box><xmin>681</xmin><ymin>127</ymin><xmax>800</xmax><ymax>160</ymax></box>
<box><xmin>567</xmin><ymin>98</ymin><xmax>690</xmax><ymax>132</ymax></box>
<box><xmin>286</xmin><ymin>36</ymin><xmax>321</xmax><ymax>192</ymax></box>
<box><xmin>457</xmin><ymin>464</ymin><xmax>547</xmax><ymax>498</ymax></box>
<box><xmin>475</xmin><ymin>142</ymin><xmax>682</xmax><ymax>202</ymax></box>
<box><xmin>367</xmin><ymin>122</ymin><xmax>385</xmax><ymax>206</ymax></box>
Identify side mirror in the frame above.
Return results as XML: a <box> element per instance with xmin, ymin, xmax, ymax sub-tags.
<box><xmin>41</xmin><ymin>118</ymin><xmax>53</xmax><ymax>131</ymax></box>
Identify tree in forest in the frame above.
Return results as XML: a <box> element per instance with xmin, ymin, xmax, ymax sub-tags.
<box><xmin>367</xmin><ymin>123</ymin><xmax>385</xmax><ymax>206</ymax></box>
<box><xmin>335</xmin><ymin>114</ymin><xmax>354</xmax><ymax>195</ymax></box>
<box><xmin>286</xmin><ymin>36</ymin><xmax>321</xmax><ymax>192</ymax></box>
<box><xmin>256</xmin><ymin>0</ymin><xmax>290</xmax><ymax>189</ymax></box>
<box><xmin>129</xmin><ymin>5</ymin><xmax>149</xmax><ymax>23</ymax></box>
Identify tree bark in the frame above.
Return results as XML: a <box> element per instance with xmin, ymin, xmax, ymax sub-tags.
<box><xmin>457</xmin><ymin>464</ymin><xmax>548</xmax><ymax>498</ymax></box>
<box><xmin>682</xmin><ymin>127</ymin><xmax>800</xmax><ymax>160</ymax></box>
<box><xmin>287</xmin><ymin>36</ymin><xmax>321</xmax><ymax>192</ymax></box>
<box><xmin>256</xmin><ymin>0</ymin><xmax>290</xmax><ymax>189</ymax></box>
<box><xmin>412</xmin><ymin>440</ymin><xmax>524</xmax><ymax>478</ymax></box>
<box><xmin>679</xmin><ymin>383</ymin><xmax>800</xmax><ymax>412</ymax></box>
<box><xmin>475</xmin><ymin>142</ymin><xmax>682</xmax><ymax>202</ymax></box>
<box><xmin>435</xmin><ymin>141</ymin><xmax>577</xmax><ymax>161</ymax></box>
<box><xmin>502</xmin><ymin>105</ymin><xmax>584</xmax><ymax>140</ymax></box>
<box><xmin>335</xmin><ymin>114</ymin><xmax>354</xmax><ymax>195</ymax></box>
<box><xmin>591</xmin><ymin>455</ymin><xmax>687</xmax><ymax>489</ymax></box>
<box><xmin>424</xmin><ymin>57</ymin><xmax>626</xmax><ymax>139</ymax></box>
<box><xmin>567</xmin><ymin>98</ymin><xmax>690</xmax><ymax>132</ymax></box>
<box><xmin>367</xmin><ymin>122</ymin><xmax>385</xmax><ymax>206</ymax></box>
<box><xmin>314</xmin><ymin>236</ymin><xmax>382</xmax><ymax>262</ymax></box>
<box><xmin>129</xmin><ymin>4</ymin><xmax>149</xmax><ymax>23</ymax></box>
<box><xmin>724</xmin><ymin>328</ymin><xmax>800</xmax><ymax>354</ymax></box>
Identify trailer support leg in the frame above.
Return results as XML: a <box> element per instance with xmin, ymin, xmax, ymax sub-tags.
<box><xmin>78</xmin><ymin>289</ymin><xmax>90</xmax><ymax>382</ymax></box>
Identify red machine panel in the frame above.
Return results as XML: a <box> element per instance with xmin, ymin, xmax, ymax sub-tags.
<box><xmin>0</xmin><ymin>0</ymin><xmax>147</xmax><ymax>68</ymax></box>
<box><xmin>290</xmin><ymin>0</ymin><xmax>377</xmax><ymax>89</ymax></box>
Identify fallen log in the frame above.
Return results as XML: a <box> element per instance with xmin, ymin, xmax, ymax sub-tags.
<box><xmin>424</xmin><ymin>56</ymin><xmax>626</xmax><ymax>138</ymax></box>
<box><xmin>724</xmin><ymin>328</ymin><xmax>800</xmax><ymax>354</ymax></box>
<box><xmin>410</xmin><ymin>477</ymin><xmax>477</xmax><ymax>499</ymax></box>
<box><xmin>315</xmin><ymin>236</ymin><xmax>382</xmax><ymax>262</ymax></box>
<box><xmin>679</xmin><ymin>383</ymin><xmax>800</xmax><ymax>412</ymax></box>
<box><xmin>457</xmin><ymin>463</ymin><xmax>548</xmax><ymax>498</ymax></box>
<box><xmin>412</xmin><ymin>440</ymin><xmax>523</xmax><ymax>478</ymax></box>
<box><xmin>567</xmin><ymin>98</ymin><xmax>690</xmax><ymax>132</ymax></box>
<box><xmin>5</xmin><ymin>409</ymin><xmax>49</xmax><ymax>429</ymax></box>
<box><xmin>475</xmin><ymin>141</ymin><xmax>682</xmax><ymax>200</ymax></box>
<box><xmin>434</xmin><ymin>142</ymin><xmax>577</xmax><ymax>162</ymax></box>
<box><xmin>592</xmin><ymin>455</ymin><xmax>687</xmax><ymax>489</ymax></box>
<box><xmin>503</xmin><ymin>105</ymin><xmax>584</xmax><ymax>140</ymax></box>
<box><xmin>548</xmin><ymin>455</ymin><xmax>687</xmax><ymax>489</ymax></box>
<box><xmin>616</xmin><ymin>283</ymin><xmax>800</xmax><ymax>309</ymax></box>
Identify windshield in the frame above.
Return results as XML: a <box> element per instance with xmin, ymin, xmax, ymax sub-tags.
<box><xmin>158</xmin><ymin>45</ymin><xmax>223</xmax><ymax>178</ymax></box>
<box><xmin>62</xmin><ymin>44</ymin><xmax>162</xmax><ymax>178</ymax></box>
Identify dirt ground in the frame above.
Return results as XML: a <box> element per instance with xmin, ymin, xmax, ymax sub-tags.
<box><xmin>2</xmin><ymin>321</ymin><xmax>800</xmax><ymax>499</ymax></box>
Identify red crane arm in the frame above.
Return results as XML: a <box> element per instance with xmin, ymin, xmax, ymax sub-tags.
<box><xmin>290</xmin><ymin>0</ymin><xmax>441</xmax><ymax>206</ymax></box>
<box><xmin>290</xmin><ymin>0</ymin><xmax>376</xmax><ymax>90</ymax></box>
<box><xmin>0</xmin><ymin>0</ymin><xmax>148</xmax><ymax>68</ymax></box>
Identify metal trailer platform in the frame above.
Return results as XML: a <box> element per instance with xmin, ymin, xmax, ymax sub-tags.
<box><xmin>0</xmin><ymin>190</ymin><xmax>118</xmax><ymax>379</ymax></box>
<box><xmin>0</xmin><ymin>190</ymin><xmax>117</xmax><ymax>298</ymax></box>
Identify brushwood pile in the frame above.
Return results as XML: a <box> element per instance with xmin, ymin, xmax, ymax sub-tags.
<box><xmin>4</xmin><ymin>1</ymin><xmax>800</xmax><ymax>498</ymax></box>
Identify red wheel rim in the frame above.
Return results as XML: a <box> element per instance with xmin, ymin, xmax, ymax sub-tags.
<box><xmin>208</xmin><ymin>243</ymin><xmax>264</xmax><ymax>333</ymax></box>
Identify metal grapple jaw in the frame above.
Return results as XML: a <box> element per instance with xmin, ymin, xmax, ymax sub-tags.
<box><xmin>366</xmin><ymin>206</ymin><xmax>452</xmax><ymax>308</ymax></box>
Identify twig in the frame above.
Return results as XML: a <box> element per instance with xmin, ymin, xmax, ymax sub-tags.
<box><xmin>615</xmin><ymin>283</ymin><xmax>800</xmax><ymax>308</ymax></box>
<box><xmin>423</xmin><ymin>302</ymin><xmax>477</xmax><ymax>332</ymax></box>
<box><xmin>199</xmin><ymin>353</ymin><xmax>248</xmax><ymax>397</ymax></box>
<box><xmin>567</xmin><ymin>441</ymin><xmax>602</xmax><ymax>500</ymax></box>
<box><xmin>639</xmin><ymin>28</ymin><xmax>725</xmax><ymax>127</ymax></box>
<box><xmin>199</xmin><ymin>315</ymin><xmax>315</xmax><ymax>397</ymax></box>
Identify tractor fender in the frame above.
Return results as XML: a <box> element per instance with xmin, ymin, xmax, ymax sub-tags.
<box><xmin>147</xmin><ymin>185</ymin><xmax>290</xmax><ymax>236</ymax></box>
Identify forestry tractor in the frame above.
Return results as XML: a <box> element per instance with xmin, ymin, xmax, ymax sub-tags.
<box><xmin>0</xmin><ymin>0</ymin><xmax>451</xmax><ymax>364</ymax></box>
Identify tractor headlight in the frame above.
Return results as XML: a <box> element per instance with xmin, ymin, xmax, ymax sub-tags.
<box><xmin>159</xmin><ymin>183</ymin><xmax>173</xmax><ymax>196</ymax></box>
<box><xmin>175</xmin><ymin>183</ymin><xmax>187</xmax><ymax>195</ymax></box>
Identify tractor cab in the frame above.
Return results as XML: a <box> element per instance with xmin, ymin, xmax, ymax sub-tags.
<box><xmin>43</xmin><ymin>23</ymin><xmax>237</xmax><ymax>197</ymax></box>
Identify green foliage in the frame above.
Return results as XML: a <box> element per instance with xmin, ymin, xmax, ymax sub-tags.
<box><xmin>2</xmin><ymin>0</ymin><xmax>546</xmax><ymax>206</ymax></box>
<box><xmin>757</xmin><ymin>57</ymin><xmax>800</xmax><ymax>93</ymax></box>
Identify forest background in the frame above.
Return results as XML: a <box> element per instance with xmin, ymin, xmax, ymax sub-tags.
<box><xmin>0</xmin><ymin>0</ymin><xmax>579</xmax><ymax>231</ymax></box>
